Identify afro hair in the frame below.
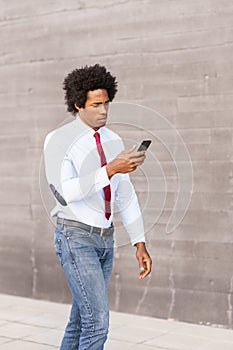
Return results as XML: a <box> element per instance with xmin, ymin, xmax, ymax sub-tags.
<box><xmin>63</xmin><ymin>64</ymin><xmax>118</xmax><ymax>115</ymax></box>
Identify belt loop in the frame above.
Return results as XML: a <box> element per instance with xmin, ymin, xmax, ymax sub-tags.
<box><xmin>90</xmin><ymin>226</ymin><xmax>93</xmax><ymax>234</ymax></box>
<box><xmin>61</xmin><ymin>218</ymin><xmax>64</xmax><ymax>230</ymax></box>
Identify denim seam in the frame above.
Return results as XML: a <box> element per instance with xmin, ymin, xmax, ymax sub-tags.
<box><xmin>54</xmin><ymin>233</ymin><xmax>64</xmax><ymax>267</ymax></box>
<box><xmin>66</xmin><ymin>237</ymin><xmax>95</xmax><ymax>347</ymax></box>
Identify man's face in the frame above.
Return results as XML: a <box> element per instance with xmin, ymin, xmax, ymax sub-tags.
<box><xmin>75</xmin><ymin>89</ymin><xmax>110</xmax><ymax>130</ymax></box>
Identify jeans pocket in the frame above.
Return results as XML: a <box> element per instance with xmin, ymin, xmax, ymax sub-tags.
<box><xmin>65</xmin><ymin>227</ymin><xmax>91</xmax><ymax>238</ymax></box>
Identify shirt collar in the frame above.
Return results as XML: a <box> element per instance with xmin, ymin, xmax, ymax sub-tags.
<box><xmin>75</xmin><ymin>116</ymin><xmax>105</xmax><ymax>140</ymax></box>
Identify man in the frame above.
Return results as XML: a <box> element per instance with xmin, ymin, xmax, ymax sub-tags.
<box><xmin>44</xmin><ymin>64</ymin><xmax>152</xmax><ymax>350</ymax></box>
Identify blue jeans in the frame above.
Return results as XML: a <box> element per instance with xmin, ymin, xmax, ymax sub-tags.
<box><xmin>54</xmin><ymin>223</ymin><xmax>114</xmax><ymax>350</ymax></box>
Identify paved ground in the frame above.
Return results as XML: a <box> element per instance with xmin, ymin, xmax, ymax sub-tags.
<box><xmin>0</xmin><ymin>294</ymin><xmax>232</xmax><ymax>349</ymax></box>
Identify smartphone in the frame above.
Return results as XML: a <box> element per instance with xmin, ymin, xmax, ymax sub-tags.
<box><xmin>49</xmin><ymin>184</ymin><xmax>67</xmax><ymax>206</ymax></box>
<box><xmin>137</xmin><ymin>140</ymin><xmax>151</xmax><ymax>151</ymax></box>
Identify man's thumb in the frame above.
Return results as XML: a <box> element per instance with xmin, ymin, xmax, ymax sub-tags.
<box><xmin>125</xmin><ymin>145</ymin><xmax>136</xmax><ymax>154</ymax></box>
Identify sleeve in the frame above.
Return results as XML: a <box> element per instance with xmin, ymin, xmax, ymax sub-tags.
<box><xmin>115</xmin><ymin>173</ymin><xmax>146</xmax><ymax>246</ymax></box>
<box><xmin>61</xmin><ymin>154</ymin><xmax>110</xmax><ymax>203</ymax></box>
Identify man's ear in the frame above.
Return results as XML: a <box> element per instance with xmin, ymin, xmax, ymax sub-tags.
<box><xmin>74</xmin><ymin>103</ymin><xmax>79</xmax><ymax>111</ymax></box>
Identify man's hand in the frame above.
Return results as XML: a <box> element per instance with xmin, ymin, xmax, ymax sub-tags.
<box><xmin>135</xmin><ymin>242</ymin><xmax>152</xmax><ymax>280</ymax></box>
<box><xmin>106</xmin><ymin>145</ymin><xmax>146</xmax><ymax>178</ymax></box>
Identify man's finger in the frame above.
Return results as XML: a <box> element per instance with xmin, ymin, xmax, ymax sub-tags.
<box><xmin>143</xmin><ymin>258</ymin><xmax>152</xmax><ymax>277</ymax></box>
<box><xmin>129</xmin><ymin>157</ymin><xmax>146</xmax><ymax>166</ymax></box>
<box><xmin>136</xmin><ymin>256</ymin><xmax>145</xmax><ymax>278</ymax></box>
<box><xmin>128</xmin><ymin>150</ymin><xmax>145</xmax><ymax>159</ymax></box>
<box><xmin>138</xmin><ymin>256</ymin><xmax>144</xmax><ymax>270</ymax></box>
<box><xmin>129</xmin><ymin>153</ymin><xmax>145</xmax><ymax>161</ymax></box>
<box><xmin>137</xmin><ymin>256</ymin><xmax>152</xmax><ymax>279</ymax></box>
<box><xmin>146</xmin><ymin>258</ymin><xmax>152</xmax><ymax>271</ymax></box>
<box><xmin>124</xmin><ymin>145</ymin><xmax>136</xmax><ymax>154</ymax></box>
<box><xmin>137</xmin><ymin>266</ymin><xmax>147</xmax><ymax>279</ymax></box>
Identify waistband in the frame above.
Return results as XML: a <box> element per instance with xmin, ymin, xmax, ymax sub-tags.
<box><xmin>57</xmin><ymin>217</ymin><xmax>114</xmax><ymax>237</ymax></box>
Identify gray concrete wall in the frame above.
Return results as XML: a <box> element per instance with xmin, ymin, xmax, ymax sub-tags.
<box><xmin>1</xmin><ymin>0</ymin><xmax>233</xmax><ymax>328</ymax></box>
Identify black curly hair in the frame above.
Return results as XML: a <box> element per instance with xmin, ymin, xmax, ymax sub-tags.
<box><xmin>63</xmin><ymin>64</ymin><xmax>118</xmax><ymax>115</ymax></box>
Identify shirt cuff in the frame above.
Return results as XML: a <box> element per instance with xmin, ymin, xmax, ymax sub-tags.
<box><xmin>95</xmin><ymin>166</ymin><xmax>110</xmax><ymax>191</ymax></box>
<box><xmin>131</xmin><ymin>235</ymin><xmax>146</xmax><ymax>246</ymax></box>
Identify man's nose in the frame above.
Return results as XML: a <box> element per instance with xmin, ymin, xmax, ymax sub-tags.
<box><xmin>100</xmin><ymin>103</ymin><xmax>108</xmax><ymax>114</ymax></box>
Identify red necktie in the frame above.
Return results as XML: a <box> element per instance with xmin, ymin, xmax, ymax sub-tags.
<box><xmin>94</xmin><ymin>132</ymin><xmax>111</xmax><ymax>220</ymax></box>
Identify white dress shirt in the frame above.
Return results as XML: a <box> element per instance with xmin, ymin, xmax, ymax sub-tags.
<box><xmin>44</xmin><ymin>117</ymin><xmax>145</xmax><ymax>245</ymax></box>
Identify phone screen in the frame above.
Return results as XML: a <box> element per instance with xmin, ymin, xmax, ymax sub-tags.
<box><xmin>137</xmin><ymin>140</ymin><xmax>151</xmax><ymax>151</ymax></box>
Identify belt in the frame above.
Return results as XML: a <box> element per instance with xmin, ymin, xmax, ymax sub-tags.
<box><xmin>57</xmin><ymin>217</ymin><xmax>114</xmax><ymax>237</ymax></box>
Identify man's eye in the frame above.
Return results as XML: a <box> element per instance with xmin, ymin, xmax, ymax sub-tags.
<box><xmin>91</xmin><ymin>102</ymin><xmax>109</xmax><ymax>108</ymax></box>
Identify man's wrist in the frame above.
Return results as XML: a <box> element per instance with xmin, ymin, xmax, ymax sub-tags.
<box><xmin>134</xmin><ymin>241</ymin><xmax>146</xmax><ymax>248</ymax></box>
<box><xmin>106</xmin><ymin>162</ymin><xmax>116</xmax><ymax>179</ymax></box>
